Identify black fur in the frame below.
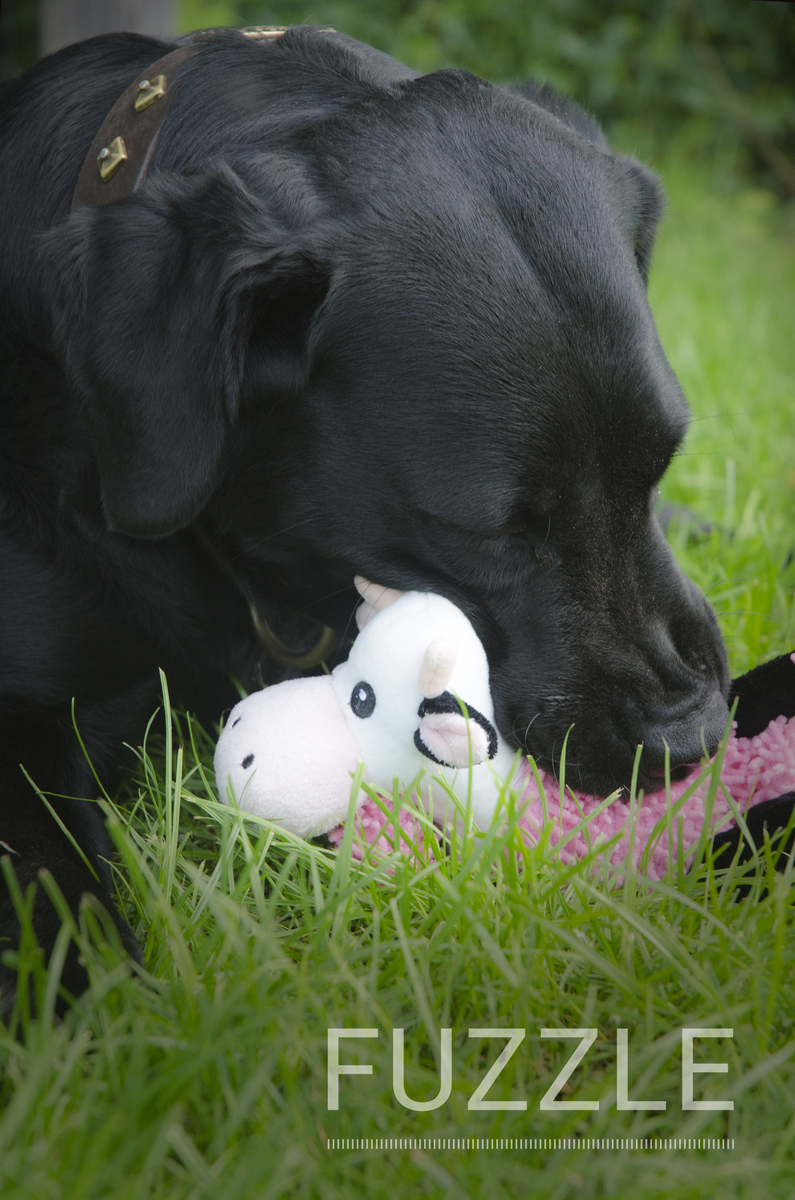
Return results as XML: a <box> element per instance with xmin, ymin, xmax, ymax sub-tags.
<box><xmin>1</xmin><ymin>26</ymin><xmax>733</xmax><ymax>1008</ymax></box>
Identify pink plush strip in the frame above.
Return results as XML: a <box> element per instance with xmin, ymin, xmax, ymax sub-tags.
<box><xmin>329</xmin><ymin>717</ymin><xmax>795</xmax><ymax>879</ymax></box>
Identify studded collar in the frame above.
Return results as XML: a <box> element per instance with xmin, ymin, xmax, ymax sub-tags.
<box><xmin>70</xmin><ymin>27</ymin><xmax>296</xmax><ymax>213</ymax></box>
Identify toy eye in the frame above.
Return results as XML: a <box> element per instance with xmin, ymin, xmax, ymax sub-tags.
<box><xmin>350</xmin><ymin>681</ymin><xmax>376</xmax><ymax>718</ymax></box>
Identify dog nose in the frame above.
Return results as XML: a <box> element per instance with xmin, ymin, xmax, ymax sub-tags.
<box><xmin>635</xmin><ymin>687</ymin><xmax>730</xmax><ymax>787</ymax></box>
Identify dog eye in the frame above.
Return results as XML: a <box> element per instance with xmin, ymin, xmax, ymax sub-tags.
<box><xmin>350</xmin><ymin>681</ymin><xmax>376</xmax><ymax>718</ymax></box>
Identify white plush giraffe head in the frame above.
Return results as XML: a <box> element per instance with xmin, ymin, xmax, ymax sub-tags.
<box><xmin>214</xmin><ymin>582</ymin><xmax>517</xmax><ymax>837</ymax></box>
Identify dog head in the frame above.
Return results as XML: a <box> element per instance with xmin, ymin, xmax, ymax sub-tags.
<box><xmin>44</xmin><ymin>32</ymin><xmax>729</xmax><ymax>796</ymax></box>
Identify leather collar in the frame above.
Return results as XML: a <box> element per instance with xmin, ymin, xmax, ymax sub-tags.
<box><xmin>71</xmin><ymin>27</ymin><xmax>295</xmax><ymax>212</ymax></box>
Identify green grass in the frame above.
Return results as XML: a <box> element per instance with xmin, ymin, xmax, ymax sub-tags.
<box><xmin>1</xmin><ymin>149</ymin><xmax>794</xmax><ymax>1199</ymax></box>
<box><xmin>646</xmin><ymin>147</ymin><xmax>795</xmax><ymax>677</ymax></box>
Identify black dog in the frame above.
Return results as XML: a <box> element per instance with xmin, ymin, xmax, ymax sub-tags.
<box><xmin>0</xmin><ymin>25</ymin><xmax>732</xmax><ymax>1008</ymax></box>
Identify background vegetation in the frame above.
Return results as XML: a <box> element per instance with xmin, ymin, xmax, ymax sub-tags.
<box><xmin>3</xmin><ymin>1</ymin><xmax>795</xmax><ymax>196</ymax></box>
<box><xmin>180</xmin><ymin>0</ymin><xmax>795</xmax><ymax>193</ymax></box>
<box><xmin>0</xmin><ymin>2</ymin><xmax>794</xmax><ymax>1197</ymax></box>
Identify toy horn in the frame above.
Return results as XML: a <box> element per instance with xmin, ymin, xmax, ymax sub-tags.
<box><xmin>354</xmin><ymin>575</ymin><xmax>405</xmax><ymax>629</ymax></box>
<box><xmin>418</xmin><ymin>637</ymin><xmax>459</xmax><ymax>698</ymax></box>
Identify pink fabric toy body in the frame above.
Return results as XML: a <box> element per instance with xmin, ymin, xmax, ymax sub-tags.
<box><xmin>332</xmin><ymin>708</ymin><xmax>795</xmax><ymax>880</ymax></box>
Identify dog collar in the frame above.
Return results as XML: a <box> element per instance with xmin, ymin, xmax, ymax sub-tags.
<box><xmin>70</xmin><ymin>26</ymin><xmax>312</xmax><ymax>212</ymax></box>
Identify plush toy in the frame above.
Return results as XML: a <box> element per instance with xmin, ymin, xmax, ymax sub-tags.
<box><xmin>214</xmin><ymin>579</ymin><xmax>795</xmax><ymax>878</ymax></box>
<box><xmin>214</xmin><ymin>578</ymin><xmax>518</xmax><ymax>838</ymax></box>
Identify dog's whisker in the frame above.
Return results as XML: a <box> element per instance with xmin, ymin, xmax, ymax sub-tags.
<box><xmin>257</xmin><ymin>516</ymin><xmax>319</xmax><ymax>544</ymax></box>
<box><xmin>521</xmin><ymin>712</ymin><xmax>541</xmax><ymax>745</ymax></box>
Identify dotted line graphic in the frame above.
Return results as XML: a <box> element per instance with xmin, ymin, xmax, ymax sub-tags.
<box><xmin>327</xmin><ymin>1136</ymin><xmax>735</xmax><ymax>1152</ymax></box>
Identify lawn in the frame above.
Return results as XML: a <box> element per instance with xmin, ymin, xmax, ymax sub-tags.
<box><xmin>0</xmin><ymin>142</ymin><xmax>793</xmax><ymax>1199</ymax></box>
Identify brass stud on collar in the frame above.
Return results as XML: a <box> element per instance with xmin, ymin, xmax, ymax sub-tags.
<box><xmin>134</xmin><ymin>74</ymin><xmax>167</xmax><ymax>112</ymax></box>
<box><xmin>238</xmin><ymin>26</ymin><xmax>335</xmax><ymax>41</ymax></box>
<box><xmin>241</xmin><ymin>26</ymin><xmax>288</xmax><ymax>40</ymax></box>
<box><xmin>97</xmin><ymin>136</ymin><xmax>128</xmax><ymax>181</ymax></box>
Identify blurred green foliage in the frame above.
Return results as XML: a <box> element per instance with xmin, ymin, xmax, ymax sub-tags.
<box><xmin>3</xmin><ymin>2</ymin><xmax>794</xmax><ymax>190</ymax></box>
<box><xmin>0</xmin><ymin>0</ymin><xmax>38</xmax><ymax>80</ymax></box>
<box><xmin>182</xmin><ymin>0</ymin><xmax>795</xmax><ymax>193</ymax></box>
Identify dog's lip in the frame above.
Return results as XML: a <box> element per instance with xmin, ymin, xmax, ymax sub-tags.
<box><xmin>644</xmin><ymin>762</ymin><xmax>699</xmax><ymax>777</ymax></box>
<box><xmin>639</xmin><ymin>762</ymin><xmax>700</xmax><ymax>787</ymax></box>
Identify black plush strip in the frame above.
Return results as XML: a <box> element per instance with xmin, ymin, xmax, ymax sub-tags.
<box><xmin>711</xmin><ymin>791</ymin><xmax>795</xmax><ymax>899</ymax></box>
<box><xmin>729</xmin><ymin>652</ymin><xmax>795</xmax><ymax>739</ymax></box>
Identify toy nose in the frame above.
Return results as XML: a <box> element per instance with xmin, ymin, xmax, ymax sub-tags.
<box><xmin>415</xmin><ymin>711</ymin><xmax>490</xmax><ymax>768</ymax></box>
<box><xmin>414</xmin><ymin>692</ymin><xmax>498</xmax><ymax>769</ymax></box>
<box><xmin>214</xmin><ymin>677</ymin><xmax>363</xmax><ymax>838</ymax></box>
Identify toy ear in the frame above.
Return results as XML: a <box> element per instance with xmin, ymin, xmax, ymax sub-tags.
<box><xmin>43</xmin><ymin>167</ymin><xmax>330</xmax><ymax>538</ymax></box>
<box><xmin>354</xmin><ymin>576</ymin><xmax>405</xmax><ymax>629</ymax></box>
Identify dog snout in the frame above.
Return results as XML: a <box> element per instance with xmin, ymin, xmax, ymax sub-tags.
<box><xmin>620</xmin><ymin>684</ymin><xmax>730</xmax><ymax>790</ymax></box>
<box><xmin>622</xmin><ymin>590</ymin><xmax>730</xmax><ymax>785</ymax></box>
<box><xmin>512</xmin><ymin>680</ymin><xmax>729</xmax><ymax>797</ymax></box>
<box><xmin>494</xmin><ymin>568</ymin><xmax>730</xmax><ymax>797</ymax></box>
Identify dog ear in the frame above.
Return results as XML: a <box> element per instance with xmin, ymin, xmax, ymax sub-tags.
<box><xmin>509</xmin><ymin>80</ymin><xmax>608</xmax><ymax>149</ymax></box>
<box><xmin>510</xmin><ymin>82</ymin><xmax>663</xmax><ymax>288</ymax></box>
<box><xmin>617</xmin><ymin>158</ymin><xmax>664</xmax><ymax>286</ymax></box>
<box><xmin>43</xmin><ymin>168</ymin><xmax>330</xmax><ymax>538</ymax></box>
